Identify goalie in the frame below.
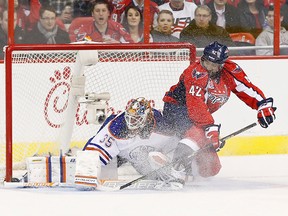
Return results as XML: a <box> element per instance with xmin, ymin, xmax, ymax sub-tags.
<box><xmin>75</xmin><ymin>97</ymin><xmax>177</xmax><ymax>190</ymax></box>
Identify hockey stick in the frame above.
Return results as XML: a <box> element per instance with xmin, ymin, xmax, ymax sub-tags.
<box><xmin>118</xmin><ymin>122</ymin><xmax>257</xmax><ymax>190</ymax></box>
<box><xmin>2</xmin><ymin>182</ymin><xmax>69</xmax><ymax>188</ymax></box>
<box><xmin>2</xmin><ymin>180</ymin><xmax>119</xmax><ymax>191</ymax></box>
<box><xmin>219</xmin><ymin>122</ymin><xmax>257</xmax><ymax>142</ymax></box>
<box><xmin>2</xmin><ymin>182</ymin><xmax>118</xmax><ymax>192</ymax></box>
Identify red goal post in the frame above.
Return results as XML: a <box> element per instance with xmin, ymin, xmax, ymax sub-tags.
<box><xmin>2</xmin><ymin>43</ymin><xmax>196</xmax><ymax>182</ymax></box>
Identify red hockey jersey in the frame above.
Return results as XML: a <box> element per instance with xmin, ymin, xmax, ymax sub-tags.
<box><xmin>74</xmin><ymin>19</ymin><xmax>134</xmax><ymax>43</ymax></box>
<box><xmin>163</xmin><ymin>59</ymin><xmax>266</xmax><ymax>127</ymax></box>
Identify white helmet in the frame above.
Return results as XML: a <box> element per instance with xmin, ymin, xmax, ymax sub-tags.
<box><xmin>124</xmin><ymin>97</ymin><xmax>152</xmax><ymax>130</ymax></box>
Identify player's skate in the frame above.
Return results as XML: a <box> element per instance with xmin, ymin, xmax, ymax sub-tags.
<box><xmin>148</xmin><ymin>151</ymin><xmax>186</xmax><ymax>190</ymax></box>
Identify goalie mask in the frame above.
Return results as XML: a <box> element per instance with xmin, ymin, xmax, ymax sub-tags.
<box><xmin>125</xmin><ymin>97</ymin><xmax>152</xmax><ymax>130</ymax></box>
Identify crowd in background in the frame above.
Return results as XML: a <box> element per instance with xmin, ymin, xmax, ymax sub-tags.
<box><xmin>0</xmin><ymin>0</ymin><xmax>288</xmax><ymax>59</ymax></box>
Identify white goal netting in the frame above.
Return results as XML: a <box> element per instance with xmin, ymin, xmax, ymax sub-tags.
<box><xmin>0</xmin><ymin>43</ymin><xmax>195</xmax><ymax>180</ymax></box>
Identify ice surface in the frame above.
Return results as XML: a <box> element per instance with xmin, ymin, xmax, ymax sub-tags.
<box><xmin>0</xmin><ymin>154</ymin><xmax>288</xmax><ymax>216</ymax></box>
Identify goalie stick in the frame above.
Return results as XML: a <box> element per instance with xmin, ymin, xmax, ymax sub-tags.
<box><xmin>2</xmin><ymin>181</ymin><xmax>120</xmax><ymax>191</ymax></box>
<box><xmin>3</xmin><ymin>182</ymin><xmax>70</xmax><ymax>188</ymax></box>
<box><xmin>2</xmin><ymin>179</ymin><xmax>170</xmax><ymax>191</ymax></box>
<box><xmin>118</xmin><ymin>122</ymin><xmax>257</xmax><ymax>190</ymax></box>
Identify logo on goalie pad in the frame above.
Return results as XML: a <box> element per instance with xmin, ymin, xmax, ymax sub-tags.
<box><xmin>75</xmin><ymin>175</ymin><xmax>98</xmax><ymax>187</ymax></box>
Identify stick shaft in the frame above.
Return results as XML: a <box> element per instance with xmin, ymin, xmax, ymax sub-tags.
<box><xmin>220</xmin><ymin>122</ymin><xmax>257</xmax><ymax>142</ymax></box>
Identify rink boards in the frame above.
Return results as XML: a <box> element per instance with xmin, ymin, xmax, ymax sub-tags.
<box><xmin>0</xmin><ymin>58</ymin><xmax>288</xmax><ymax>156</ymax></box>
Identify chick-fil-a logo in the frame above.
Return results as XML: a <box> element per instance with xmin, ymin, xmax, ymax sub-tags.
<box><xmin>44</xmin><ymin>67</ymin><xmax>72</xmax><ymax>128</ymax></box>
<box><xmin>44</xmin><ymin>67</ymin><xmax>120</xmax><ymax>128</ymax></box>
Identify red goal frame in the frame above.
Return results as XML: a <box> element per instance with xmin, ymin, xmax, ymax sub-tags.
<box><xmin>4</xmin><ymin>43</ymin><xmax>196</xmax><ymax>182</ymax></box>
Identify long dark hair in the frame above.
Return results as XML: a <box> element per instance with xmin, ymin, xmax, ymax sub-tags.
<box><xmin>121</xmin><ymin>5</ymin><xmax>143</xmax><ymax>35</ymax></box>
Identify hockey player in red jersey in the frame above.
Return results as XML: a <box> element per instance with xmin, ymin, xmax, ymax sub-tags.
<box><xmin>161</xmin><ymin>41</ymin><xmax>276</xmax><ymax>188</ymax></box>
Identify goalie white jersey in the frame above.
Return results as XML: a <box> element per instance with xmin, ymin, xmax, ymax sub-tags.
<box><xmin>83</xmin><ymin>109</ymin><xmax>176</xmax><ymax>175</ymax></box>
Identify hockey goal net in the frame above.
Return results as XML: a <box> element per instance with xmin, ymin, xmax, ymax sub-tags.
<box><xmin>1</xmin><ymin>43</ymin><xmax>196</xmax><ymax>182</ymax></box>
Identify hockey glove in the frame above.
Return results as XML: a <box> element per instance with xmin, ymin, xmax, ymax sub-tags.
<box><xmin>257</xmin><ymin>98</ymin><xmax>276</xmax><ymax>128</ymax></box>
<box><xmin>205</xmin><ymin>124</ymin><xmax>223</xmax><ymax>152</ymax></box>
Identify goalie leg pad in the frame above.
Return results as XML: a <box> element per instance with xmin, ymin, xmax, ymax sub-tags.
<box><xmin>26</xmin><ymin>156</ymin><xmax>76</xmax><ymax>184</ymax></box>
<box><xmin>74</xmin><ymin>150</ymin><xmax>101</xmax><ymax>191</ymax></box>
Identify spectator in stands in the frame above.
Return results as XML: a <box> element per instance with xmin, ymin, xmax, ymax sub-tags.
<box><xmin>73</xmin><ymin>0</ymin><xmax>134</xmax><ymax>43</ymax></box>
<box><xmin>42</xmin><ymin>0</ymin><xmax>74</xmax><ymax>16</ymax></box>
<box><xmin>194</xmin><ymin>0</ymin><xmax>240</xmax><ymax>7</ymax></box>
<box><xmin>263</xmin><ymin>0</ymin><xmax>285</xmax><ymax>8</ymax></box>
<box><xmin>2</xmin><ymin>0</ymin><xmax>18</xmax><ymax>12</ymax></box>
<box><xmin>153</xmin><ymin>0</ymin><xmax>197</xmax><ymax>39</ymax></box>
<box><xmin>17</xmin><ymin>0</ymin><xmax>41</xmax><ymax>31</ymax></box>
<box><xmin>1</xmin><ymin>0</ymin><xmax>19</xmax><ymax>13</ymax></box>
<box><xmin>121</xmin><ymin>5</ymin><xmax>143</xmax><ymax>43</ymax></box>
<box><xmin>152</xmin><ymin>0</ymin><xmax>167</xmax><ymax>6</ymax></box>
<box><xmin>180</xmin><ymin>5</ymin><xmax>235</xmax><ymax>55</ymax></box>
<box><xmin>237</xmin><ymin>0</ymin><xmax>266</xmax><ymax>39</ymax></box>
<box><xmin>23</xmin><ymin>5</ymin><xmax>70</xmax><ymax>44</ymax></box>
<box><xmin>150</xmin><ymin>9</ymin><xmax>178</xmax><ymax>42</ymax></box>
<box><xmin>193</xmin><ymin>0</ymin><xmax>210</xmax><ymax>5</ymax></box>
<box><xmin>226</xmin><ymin>0</ymin><xmax>240</xmax><ymax>7</ymax></box>
<box><xmin>0</xmin><ymin>8</ymin><xmax>24</xmax><ymax>59</ymax></box>
<box><xmin>2</xmin><ymin>0</ymin><xmax>21</xmax><ymax>29</ymax></box>
<box><xmin>56</xmin><ymin>2</ymin><xmax>73</xmax><ymax>31</ymax></box>
<box><xmin>207</xmin><ymin>0</ymin><xmax>242</xmax><ymax>33</ymax></box>
<box><xmin>263</xmin><ymin>0</ymin><xmax>288</xmax><ymax>31</ymax></box>
<box><xmin>73</xmin><ymin>0</ymin><xmax>96</xmax><ymax>17</ymax></box>
<box><xmin>0</xmin><ymin>1</ymin><xmax>5</xmax><ymax>14</ymax></box>
<box><xmin>111</xmin><ymin>0</ymin><xmax>158</xmax><ymax>29</ymax></box>
<box><xmin>255</xmin><ymin>5</ymin><xmax>288</xmax><ymax>55</ymax></box>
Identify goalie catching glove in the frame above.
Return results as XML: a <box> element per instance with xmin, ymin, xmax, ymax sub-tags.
<box><xmin>257</xmin><ymin>97</ymin><xmax>276</xmax><ymax>128</ymax></box>
<box><xmin>205</xmin><ymin>124</ymin><xmax>225</xmax><ymax>152</ymax></box>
